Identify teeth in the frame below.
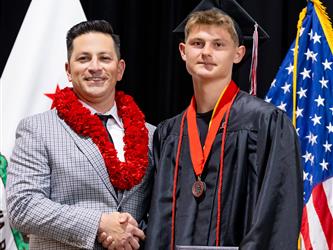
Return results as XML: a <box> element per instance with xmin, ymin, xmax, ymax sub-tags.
<box><xmin>87</xmin><ymin>78</ymin><xmax>103</xmax><ymax>80</ymax></box>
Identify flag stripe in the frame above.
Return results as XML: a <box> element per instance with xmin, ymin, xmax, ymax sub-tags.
<box><xmin>301</xmin><ymin>207</ymin><xmax>313</xmax><ymax>250</ymax></box>
<box><xmin>323</xmin><ymin>177</ymin><xmax>333</xmax><ymax>216</ymax></box>
<box><xmin>307</xmin><ymin>195</ymin><xmax>328</xmax><ymax>250</ymax></box>
<box><xmin>312</xmin><ymin>183</ymin><xmax>333</xmax><ymax>249</ymax></box>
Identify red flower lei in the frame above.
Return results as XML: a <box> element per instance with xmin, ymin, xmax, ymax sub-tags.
<box><xmin>51</xmin><ymin>87</ymin><xmax>149</xmax><ymax>190</ymax></box>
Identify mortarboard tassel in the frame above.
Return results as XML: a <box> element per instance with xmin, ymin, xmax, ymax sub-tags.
<box><xmin>249</xmin><ymin>23</ymin><xmax>259</xmax><ymax>96</ymax></box>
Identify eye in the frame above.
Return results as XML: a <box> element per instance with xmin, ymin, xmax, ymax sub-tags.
<box><xmin>214</xmin><ymin>41</ymin><xmax>224</xmax><ymax>48</ymax></box>
<box><xmin>77</xmin><ymin>56</ymin><xmax>89</xmax><ymax>62</ymax></box>
<box><xmin>191</xmin><ymin>40</ymin><xmax>204</xmax><ymax>48</ymax></box>
<box><xmin>100</xmin><ymin>56</ymin><xmax>112</xmax><ymax>62</ymax></box>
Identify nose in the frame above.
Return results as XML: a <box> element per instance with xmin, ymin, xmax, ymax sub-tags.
<box><xmin>202</xmin><ymin>44</ymin><xmax>212</xmax><ymax>57</ymax></box>
<box><xmin>88</xmin><ymin>58</ymin><xmax>102</xmax><ymax>72</ymax></box>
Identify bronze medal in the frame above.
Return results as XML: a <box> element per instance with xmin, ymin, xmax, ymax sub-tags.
<box><xmin>192</xmin><ymin>179</ymin><xmax>206</xmax><ymax>198</ymax></box>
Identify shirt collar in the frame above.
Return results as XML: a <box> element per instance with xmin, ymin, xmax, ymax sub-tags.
<box><xmin>79</xmin><ymin>100</ymin><xmax>124</xmax><ymax>128</ymax></box>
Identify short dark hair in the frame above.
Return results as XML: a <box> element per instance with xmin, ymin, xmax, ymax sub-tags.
<box><xmin>66</xmin><ymin>20</ymin><xmax>121</xmax><ymax>60</ymax></box>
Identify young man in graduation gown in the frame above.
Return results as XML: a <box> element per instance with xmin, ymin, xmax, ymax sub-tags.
<box><xmin>145</xmin><ymin>0</ymin><xmax>303</xmax><ymax>249</ymax></box>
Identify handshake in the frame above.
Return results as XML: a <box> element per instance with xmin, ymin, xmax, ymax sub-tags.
<box><xmin>98</xmin><ymin>212</ymin><xmax>145</xmax><ymax>250</ymax></box>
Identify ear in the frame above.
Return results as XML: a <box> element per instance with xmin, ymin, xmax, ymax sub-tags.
<box><xmin>233</xmin><ymin>45</ymin><xmax>246</xmax><ymax>64</ymax></box>
<box><xmin>116</xmin><ymin>59</ymin><xmax>126</xmax><ymax>81</ymax></box>
<box><xmin>179</xmin><ymin>42</ymin><xmax>186</xmax><ymax>62</ymax></box>
<box><xmin>65</xmin><ymin>62</ymin><xmax>72</xmax><ymax>82</ymax></box>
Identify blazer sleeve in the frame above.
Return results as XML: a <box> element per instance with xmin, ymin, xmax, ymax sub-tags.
<box><xmin>6</xmin><ymin>116</ymin><xmax>102</xmax><ymax>249</ymax></box>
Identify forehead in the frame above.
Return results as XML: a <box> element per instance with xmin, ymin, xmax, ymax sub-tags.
<box><xmin>187</xmin><ymin>24</ymin><xmax>233</xmax><ymax>41</ymax></box>
<box><xmin>72</xmin><ymin>32</ymin><xmax>115</xmax><ymax>53</ymax></box>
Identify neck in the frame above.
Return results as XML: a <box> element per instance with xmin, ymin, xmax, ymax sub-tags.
<box><xmin>193</xmin><ymin>77</ymin><xmax>231</xmax><ymax>113</ymax></box>
<box><xmin>88</xmin><ymin>100</ymin><xmax>115</xmax><ymax>113</ymax></box>
<box><xmin>74</xmin><ymin>91</ymin><xmax>115</xmax><ymax>114</ymax></box>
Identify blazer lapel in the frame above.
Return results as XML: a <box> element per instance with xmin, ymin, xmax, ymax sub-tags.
<box><xmin>58</xmin><ymin>117</ymin><xmax>119</xmax><ymax>200</ymax></box>
<box><xmin>118</xmin><ymin>185</ymin><xmax>140</xmax><ymax>207</ymax></box>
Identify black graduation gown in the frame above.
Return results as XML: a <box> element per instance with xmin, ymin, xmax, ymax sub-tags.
<box><xmin>145</xmin><ymin>91</ymin><xmax>303</xmax><ymax>250</ymax></box>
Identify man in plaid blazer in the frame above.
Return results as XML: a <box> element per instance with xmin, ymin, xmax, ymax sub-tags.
<box><xmin>6</xmin><ymin>20</ymin><xmax>155</xmax><ymax>250</ymax></box>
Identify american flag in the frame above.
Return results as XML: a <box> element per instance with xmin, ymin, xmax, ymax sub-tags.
<box><xmin>265</xmin><ymin>1</ymin><xmax>333</xmax><ymax>249</ymax></box>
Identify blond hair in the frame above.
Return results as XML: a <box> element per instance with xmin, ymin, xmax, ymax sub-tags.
<box><xmin>184</xmin><ymin>8</ymin><xmax>239</xmax><ymax>45</ymax></box>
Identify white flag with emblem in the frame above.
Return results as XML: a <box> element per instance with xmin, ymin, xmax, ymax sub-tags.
<box><xmin>0</xmin><ymin>1</ymin><xmax>86</xmax><ymax>249</ymax></box>
<box><xmin>0</xmin><ymin>0</ymin><xmax>86</xmax><ymax>159</ymax></box>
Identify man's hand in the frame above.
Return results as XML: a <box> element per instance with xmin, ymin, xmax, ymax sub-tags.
<box><xmin>98</xmin><ymin>212</ymin><xmax>145</xmax><ymax>250</ymax></box>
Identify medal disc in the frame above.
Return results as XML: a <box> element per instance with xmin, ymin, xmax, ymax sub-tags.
<box><xmin>192</xmin><ymin>180</ymin><xmax>206</xmax><ymax>198</ymax></box>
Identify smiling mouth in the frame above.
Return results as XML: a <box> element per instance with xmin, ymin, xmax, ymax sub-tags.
<box><xmin>198</xmin><ymin>62</ymin><xmax>216</xmax><ymax>66</ymax></box>
<box><xmin>84</xmin><ymin>77</ymin><xmax>107</xmax><ymax>81</ymax></box>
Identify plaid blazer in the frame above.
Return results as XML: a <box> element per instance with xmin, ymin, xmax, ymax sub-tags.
<box><xmin>6</xmin><ymin>109</ymin><xmax>155</xmax><ymax>249</ymax></box>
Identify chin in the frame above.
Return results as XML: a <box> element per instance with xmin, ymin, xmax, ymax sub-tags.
<box><xmin>194</xmin><ymin>71</ymin><xmax>216</xmax><ymax>79</ymax></box>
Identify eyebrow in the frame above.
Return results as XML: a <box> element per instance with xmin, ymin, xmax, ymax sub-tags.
<box><xmin>75</xmin><ymin>51</ymin><xmax>113</xmax><ymax>56</ymax></box>
<box><xmin>188</xmin><ymin>37</ymin><xmax>225</xmax><ymax>42</ymax></box>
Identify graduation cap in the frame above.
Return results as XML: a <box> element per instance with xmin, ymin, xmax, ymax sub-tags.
<box><xmin>173</xmin><ymin>0</ymin><xmax>269</xmax><ymax>45</ymax></box>
<box><xmin>173</xmin><ymin>0</ymin><xmax>270</xmax><ymax>95</ymax></box>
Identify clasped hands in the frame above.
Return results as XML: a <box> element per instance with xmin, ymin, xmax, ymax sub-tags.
<box><xmin>98</xmin><ymin>212</ymin><xmax>145</xmax><ymax>250</ymax></box>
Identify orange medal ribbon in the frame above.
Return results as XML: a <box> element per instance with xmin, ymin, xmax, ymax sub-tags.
<box><xmin>187</xmin><ymin>81</ymin><xmax>239</xmax><ymax>177</ymax></box>
<box><xmin>170</xmin><ymin>80</ymin><xmax>239</xmax><ymax>248</ymax></box>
